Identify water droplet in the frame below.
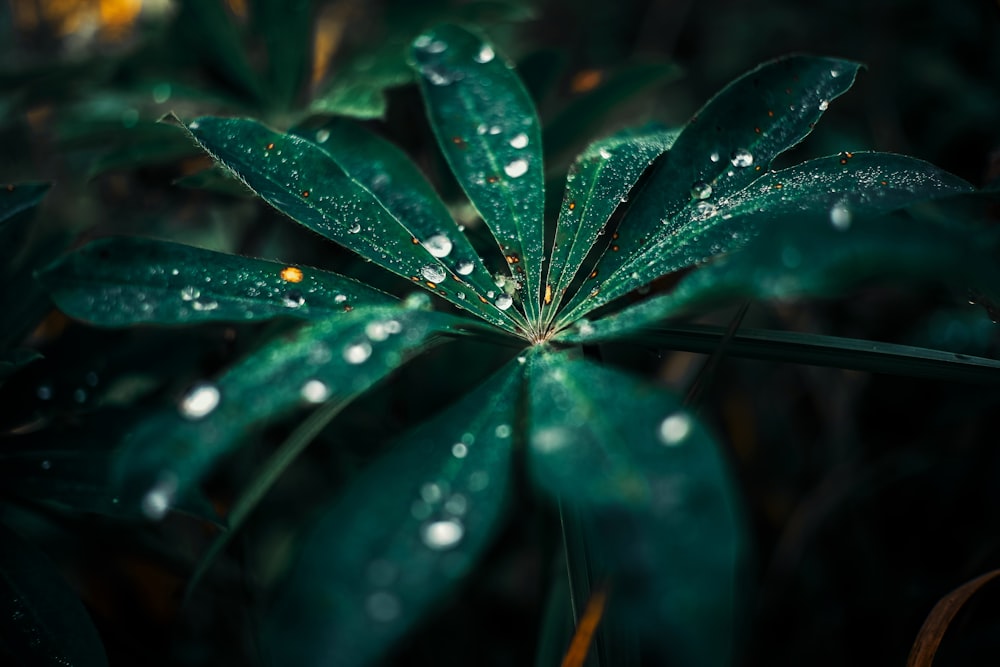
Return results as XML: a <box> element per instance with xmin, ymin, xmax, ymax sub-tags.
<box><xmin>316</xmin><ymin>129</ymin><xmax>330</xmax><ymax>143</ymax></box>
<box><xmin>414</xmin><ymin>34</ymin><xmax>432</xmax><ymax>49</ymax></box>
<box><xmin>695</xmin><ymin>201</ymin><xmax>718</xmax><ymax>219</ymax></box>
<box><xmin>532</xmin><ymin>426</ymin><xmax>571</xmax><ymax>453</ymax></box>
<box><xmin>690</xmin><ymin>181</ymin><xmax>713</xmax><ymax>200</ymax></box>
<box><xmin>495</xmin><ymin>424</ymin><xmax>512</xmax><ymax>438</ymax></box>
<box><xmin>504</xmin><ymin>159</ymin><xmax>529</xmax><ymax>178</ymax></box>
<box><xmin>421</xmin><ymin>482</ymin><xmax>444</xmax><ymax>504</ymax></box>
<box><xmin>73</xmin><ymin>388</ymin><xmax>87</xmax><ymax>403</ymax></box>
<box><xmin>40</xmin><ymin>460</ymin><xmax>51</xmax><ymax>470</ymax></box>
<box><xmin>599</xmin><ymin>147</ymin><xmax>613</xmax><ymax>159</ymax></box>
<box><xmin>420</xmin><ymin>265</ymin><xmax>447</xmax><ymax>283</ymax></box>
<box><xmin>365</xmin><ymin>321</ymin><xmax>394</xmax><ymax>341</ymax></box>
<box><xmin>404</xmin><ymin>292</ymin><xmax>432</xmax><ymax>310</ymax></box>
<box><xmin>180</xmin><ymin>286</ymin><xmax>200</xmax><ymax>301</ymax></box>
<box><xmin>421</xmin><ymin>519</ymin><xmax>464</xmax><ymax>550</ymax></box>
<box><xmin>830</xmin><ymin>202</ymin><xmax>852</xmax><ymax>230</ymax></box>
<box><xmin>427</xmin><ymin>39</ymin><xmax>447</xmax><ymax>53</ymax></box>
<box><xmin>141</xmin><ymin>472</ymin><xmax>178</xmax><ymax>520</ymax></box>
<box><xmin>345</xmin><ymin>222</ymin><xmax>361</xmax><ymax>235</ymax></box>
<box><xmin>659</xmin><ymin>413</ymin><xmax>692</xmax><ymax>445</ymax></box>
<box><xmin>495</xmin><ymin>294</ymin><xmax>513</xmax><ymax>310</ymax></box>
<box><xmin>179</xmin><ymin>382</ymin><xmax>220</xmax><ymax>419</ymax></box>
<box><xmin>424</xmin><ymin>234</ymin><xmax>453</xmax><ymax>258</ymax></box>
<box><xmin>474</xmin><ymin>44</ymin><xmax>495</xmax><ymax>63</ymax></box>
<box><xmin>830</xmin><ymin>68</ymin><xmax>841</xmax><ymax>77</ymax></box>
<box><xmin>36</xmin><ymin>385</ymin><xmax>52</xmax><ymax>400</ymax></box>
<box><xmin>343</xmin><ymin>340</ymin><xmax>372</xmax><ymax>364</ymax></box>
<box><xmin>366</xmin><ymin>591</ymin><xmax>401</xmax><ymax>622</ymax></box>
<box><xmin>819</xmin><ymin>99</ymin><xmax>829</xmax><ymax>111</ymax></box>
<box><xmin>730</xmin><ymin>148</ymin><xmax>753</xmax><ymax>168</ymax></box>
<box><xmin>488</xmin><ymin>125</ymin><xmax>502</xmax><ymax>135</ymax></box>
<box><xmin>710</xmin><ymin>151</ymin><xmax>720</xmax><ymax>163</ymax></box>
<box><xmin>334</xmin><ymin>294</ymin><xmax>348</xmax><ymax>304</ymax></box>
<box><xmin>301</xmin><ymin>379</ymin><xmax>330</xmax><ymax>403</ymax></box>
<box><xmin>468</xmin><ymin>471</ymin><xmax>490</xmax><ymax>492</ymax></box>
<box><xmin>456</xmin><ymin>260</ymin><xmax>475</xmax><ymax>275</ymax></box>
<box><xmin>192</xmin><ymin>298</ymin><xmax>219</xmax><ymax>311</ymax></box>
<box><xmin>188</xmin><ymin>121</ymin><xmax>200</xmax><ymax>130</ymax></box>
<box><xmin>451</xmin><ymin>443</ymin><xmax>468</xmax><ymax>458</ymax></box>
<box><xmin>509</xmin><ymin>133</ymin><xmax>528</xmax><ymax>149</ymax></box>
<box><xmin>283</xmin><ymin>291</ymin><xmax>305</xmax><ymax>308</ymax></box>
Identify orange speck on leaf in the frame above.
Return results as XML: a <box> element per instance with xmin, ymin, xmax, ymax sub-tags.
<box><xmin>280</xmin><ymin>266</ymin><xmax>304</xmax><ymax>283</ymax></box>
<box><xmin>544</xmin><ymin>284</ymin><xmax>553</xmax><ymax>304</ymax></box>
<box><xmin>571</xmin><ymin>69</ymin><xmax>604</xmax><ymax>93</ymax></box>
<box><xmin>266</xmin><ymin>142</ymin><xmax>274</xmax><ymax>150</ymax></box>
<box><xmin>302</xmin><ymin>190</ymin><xmax>310</xmax><ymax>197</ymax></box>
<box><xmin>568</xmin><ymin>201</ymin><xmax>576</xmax><ymax>210</ymax></box>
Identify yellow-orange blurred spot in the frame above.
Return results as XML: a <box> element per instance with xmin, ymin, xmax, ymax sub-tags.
<box><xmin>561</xmin><ymin>585</ymin><xmax>609</xmax><ymax>667</ymax></box>
<box><xmin>311</xmin><ymin>1</ymin><xmax>352</xmax><ymax>87</ymax></box>
<box><xmin>225</xmin><ymin>0</ymin><xmax>247</xmax><ymax>18</ymax></box>
<box><xmin>571</xmin><ymin>69</ymin><xmax>604</xmax><ymax>93</ymax></box>
<box><xmin>544</xmin><ymin>284</ymin><xmax>553</xmax><ymax>305</ymax></box>
<box><xmin>280</xmin><ymin>266</ymin><xmax>304</xmax><ymax>283</ymax></box>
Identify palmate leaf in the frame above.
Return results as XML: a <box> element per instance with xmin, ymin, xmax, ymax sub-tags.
<box><xmin>542</xmin><ymin>126</ymin><xmax>680</xmax><ymax>326</ymax></box>
<box><xmin>264</xmin><ymin>359</ymin><xmax>522</xmax><ymax>667</ymax></box>
<box><xmin>559</xmin><ymin>211</ymin><xmax>1000</xmax><ymax>344</ymax></box>
<box><xmin>525</xmin><ymin>350</ymin><xmax>744</xmax><ymax>667</ymax></box>
<box><xmin>555</xmin><ymin>55</ymin><xmax>864</xmax><ymax>325</ymax></box>
<box><xmin>0</xmin><ymin>524</ymin><xmax>108</xmax><ymax>667</ymax></box>
<box><xmin>114</xmin><ymin>304</ymin><xmax>466</xmax><ymax>511</ymax></box>
<box><xmin>309</xmin><ymin>40</ymin><xmax>415</xmax><ymax>120</ymax></box>
<box><xmin>41</xmin><ymin>237</ymin><xmax>395</xmax><ymax>326</ymax></box>
<box><xmin>409</xmin><ymin>24</ymin><xmax>546</xmax><ymax>327</ymax></box>
<box><xmin>184</xmin><ymin>116</ymin><xmax>525</xmax><ymax>333</ymax></box>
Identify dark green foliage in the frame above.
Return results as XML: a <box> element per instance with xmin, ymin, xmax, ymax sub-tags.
<box><xmin>3</xmin><ymin>3</ymin><xmax>1000</xmax><ymax>667</ymax></box>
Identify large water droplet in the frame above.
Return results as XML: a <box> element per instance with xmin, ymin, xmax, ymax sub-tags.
<box><xmin>451</xmin><ymin>442</ymin><xmax>468</xmax><ymax>458</ymax></box>
<box><xmin>141</xmin><ymin>472</ymin><xmax>178</xmax><ymax>521</ymax></box>
<box><xmin>474</xmin><ymin>44</ymin><xmax>495</xmax><ymax>63</ymax></box>
<box><xmin>421</xmin><ymin>519</ymin><xmax>464</xmax><ymax>550</ymax></box>
<box><xmin>179</xmin><ymin>382</ymin><xmax>220</xmax><ymax>419</ymax></box>
<box><xmin>180</xmin><ymin>286</ymin><xmax>200</xmax><ymax>301</ymax></box>
<box><xmin>690</xmin><ymin>181</ymin><xmax>713</xmax><ymax>200</ymax></box>
<box><xmin>420</xmin><ymin>264</ymin><xmax>447</xmax><ymax>283</ymax></box>
<box><xmin>283</xmin><ymin>291</ymin><xmax>305</xmax><ymax>308</ymax></box>
<box><xmin>509</xmin><ymin>133</ymin><xmax>529</xmax><ymax>149</ymax></box>
<box><xmin>730</xmin><ymin>148</ymin><xmax>753</xmax><ymax>168</ymax></box>
<box><xmin>348</xmin><ymin>222</ymin><xmax>361</xmax><ymax>234</ymax></box>
<box><xmin>495</xmin><ymin>294</ymin><xmax>513</xmax><ymax>310</ymax></box>
<box><xmin>819</xmin><ymin>99</ymin><xmax>830</xmax><ymax>111</ymax></box>
<box><xmin>192</xmin><ymin>298</ymin><xmax>218</xmax><ymax>311</ymax></box>
<box><xmin>456</xmin><ymin>260</ymin><xmax>475</xmax><ymax>276</ymax></box>
<box><xmin>343</xmin><ymin>341</ymin><xmax>373</xmax><ymax>364</ymax></box>
<box><xmin>424</xmin><ymin>234</ymin><xmax>453</xmax><ymax>258</ymax></box>
<box><xmin>315</xmin><ymin>129</ymin><xmax>330</xmax><ymax>143</ymax></box>
<box><xmin>710</xmin><ymin>151</ymin><xmax>720</xmax><ymax>163</ymax></box>
<box><xmin>695</xmin><ymin>201</ymin><xmax>718</xmax><ymax>219</ymax></box>
<box><xmin>504</xmin><ymin>159</ymin><xmax>529</xmax><ymax>178</ymax></box>
<box><xmin>830</xmin><ymin>202</ymin><xmax>852</xmax><ymax>230</ymax></box>
<box><xmin>659</xmin><ymin>413</ymin><xmax>692</xmax><ymax>445</ymax></box>
<box><xmin>301</xmin><ymin>379</ymin><xmax>330</xmax><ymax>403</ymax></box>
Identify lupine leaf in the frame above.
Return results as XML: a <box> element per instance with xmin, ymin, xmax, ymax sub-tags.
<box><xmin>185</xmin><ymin>116</ymin><xmax>522</xmax><ymax>333</ymax></box>
<box><xmin>113</xmin><ymin>305</ymin><xmax>465</xmax><ymax>511</ymax></box>
<box><xmin>264</xmin><ymin>359</ymin><xmax>522</xmax><ymax>667</ymax></box>
<box><xmin>525</xmin><ymin>350</ymin><xmax>744</xmax><ymax>667</ymax></box>
<box><xmin>557</xmin><ymin>55</ymin><xmax>863</xmax><ymax>324</ymax></box>
<box><xmin>41</xmin><ymin>237</ymin><xmax>396</xmax><ymax>326</ymax></box>
<box><xmin>409</xmin><ymin>24</ymin><xmax>545</xmax><ymax>327</ymax></box>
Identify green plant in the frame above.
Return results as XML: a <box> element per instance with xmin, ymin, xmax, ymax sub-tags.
<box><xmin>10</xmin><ymin>19</ymin><xmax>1000</xmax><ymax>667</ymax></box>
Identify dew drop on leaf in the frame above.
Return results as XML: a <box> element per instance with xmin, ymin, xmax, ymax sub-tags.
<box><xmin>451</xmin><ymin>443</ymin><xmax>468</xmax><ymax>458</ymax></box>
<box><xmin>710</xmin><ymin>151</ymin><xmax>720</xmax><ymax>162</ymax></box>
<box><xmin>192</xmin><ymin>298</ymin><xmax>219</xmax><ymax>311</ymax></box>
<box><xmin>695</xmin><ymin>201</ymin><xmax>718</xmax><ymax>219</ymax></box>
<box><xmin>300</xmin><ymin>379</ymin><xmax>330</xmax><ymax>403</ymax></box>
<box><xmin>315</xmin><ymin>129</ymin><xmax>330</xmax><ymax>143</ymax></box>
<box><xmin>494</xmin><ymin>294</ymin><xmax>513</xmax><ymax>310</ymax></box>
<box><xmin>456</xmin><ymin>260</ymin><xmax>475</xmax><ymax>276</ymax></box>
<box><xmin>420</xmin><ymin>264</ymin><xmax>447</xmax><ymax>283</ymax></box>
<box><xmin>509</xmin><ymin>133</ymin><xmax>529</xmax><ymax>149</ymax></box>
<box><xmin>421</xmin><ymin>519</ymin><xmax>464</xmax><ymax>550</ymax></box>
<box><xmin>343</xmin><ymin>340</ymin><xmax>373</xmax><ymax>364</ymax></box>
<box><xmin>348</xmin><ymin>222</ymin><xmax>361</xmax><ymax>234</ymax></box>
<box><xmin>179</xmin><ymin>382</ymin><xmax>221</xmax><ymax>419</ymax></box>
<box><xmin>730</xmin><ymin>148</ymin><xmax>754</xmax><ymax>168</ymax></box>
<box><xmin>830</xmin><ymin>202</ymin><xmax>852</xmax><ymax>230</ymax></box>
<box><xmin>599</xmin><ymin>147</ymin><xmax>613</xmax><ymax>159</ymax></box>
<box><xmin>819</xmin><ymin>99</ymin><xmax>830</xmax><ymax>111</ymax></box>
<box><xmin>659</xmin><ymin>412</ymin><xmax>692</xmax><ymax>446</ymax></box>
<box><xmin>504</xmin><ymin>159</ymin><xmax>529</xmax><ymax>178</ymax></box>
<box><xmin>423</xmin><ymin>234</ymin><xmax>453</xmax><ymax>258</ymax></box>
<box><xmin>180</xmin><ymin>286</ymin><xmax>200</xmax><ymax>301</ymax></box>
<box><xmin>690</xmin><ymin>181</ymin><xmax>713</xmax><ymax>200</ymax></box>
<box><xmin>283</xmin><ymin>291</ymin><xmax>305</xmax><ymax>308</ymax></box>
<box><xmin>141</xmin><ymin>472</ymin><xmax>178</xmax><ymax>521</ymax></box>
<box><xmin>474</xmin><ymin>44</ymin><xmax>495</xmax><ymax>63</ymax></box>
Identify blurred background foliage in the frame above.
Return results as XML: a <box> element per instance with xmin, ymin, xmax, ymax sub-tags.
<box><xmin>1</xmin><ymin>0</ymin><xmax>1000</xmax><ymax>666</ymax></box>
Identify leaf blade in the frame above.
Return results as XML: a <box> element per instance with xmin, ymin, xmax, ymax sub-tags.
<box><xmin>264</xmin><ymin>359</ymin><xmax>523</xmax><ymax>667</ymax></box>
<box><xmin>41</xmin><ymin>237</ymin><xmax>396</xmax><ymax>326</ymax></box>
<box><xmin>409</xmin><ymin>24</ymin><xmax>545</xmax><ymax>327</ymax></box>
